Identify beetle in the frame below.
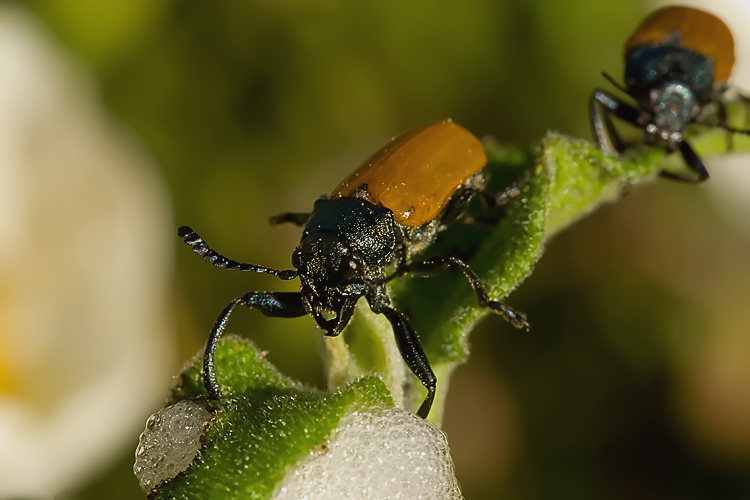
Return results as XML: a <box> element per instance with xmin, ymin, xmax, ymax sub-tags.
<box><xmin>179</xmin><ymin>120</ymin><xmax>530</xmax><ymax>418</ymax></box>
<box><xmin>590</xmin><ymin>5</ymin><xmax>749</xmax><ymax>182</ymax></box>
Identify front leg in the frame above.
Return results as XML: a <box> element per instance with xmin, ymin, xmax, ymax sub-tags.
<box><xmin>369</xmin><ymin>301</ymin><xmax>437</xmax><ymax>419</ymax></box>
<box><xmin>589</xmin><ymin>88</ymin><xmax>641</xmax><ymax>155</ymax></box>
<box><xmin>204</xmin><ymin>292</ymin><xmax>307</xmax><ymax>399</ymax></box>
<box><xmin>656</xmin><ymin>140</ymin><xmax>708</xmax><ymax>183</ymax></box>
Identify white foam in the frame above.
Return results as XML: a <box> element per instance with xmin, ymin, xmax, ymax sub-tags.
<box><xmin>133</xmin><ymin>400</ymin><xmax>213</xmax><ymax>492</ymax></box>
<box><xmin>273</xmin><ymin>408</ymin><xmax>463</xmax><ymax>500</ymax></box>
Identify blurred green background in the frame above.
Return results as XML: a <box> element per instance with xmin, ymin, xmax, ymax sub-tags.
<box><xmin>19</xmin><ymin>0</ymin><xmax>750</xmax><ymax>498</ymax></box>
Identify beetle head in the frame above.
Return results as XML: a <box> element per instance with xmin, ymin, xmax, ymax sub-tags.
<box><xmin>293</xmin><ymin>232</ymin><xmax>367</xmax><ymax>335</ymax></box>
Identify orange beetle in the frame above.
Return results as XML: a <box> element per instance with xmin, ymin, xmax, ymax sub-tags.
<box><xmin>624</xmin><ymin>6</ymin><xmax>734</xmax><ymax>82</ymax></box>
<box><xmin>179</xmin><ymin>120</ymin><xmax>529</xmax><ymax>418</ymax></box>
<box><xmin>591</xmin><ymin>6</ymin><xmax>749</xmax><ymax>182</ymax></box>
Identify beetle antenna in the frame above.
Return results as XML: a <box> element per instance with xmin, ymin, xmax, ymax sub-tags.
<box><xmin>601</xmin><ymin>71</ymin><xmax>629</xmax><ymax>94</ymax></box>
<box><xmin>178</xmin><ymin>226</ymin><xmax>297</xmax><ymax>280</ymax></box>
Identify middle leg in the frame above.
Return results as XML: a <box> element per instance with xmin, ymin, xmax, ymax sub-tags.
<box><xmin>382</xmin><ymin>255</ymin><xmax>529</xmax><ymax>330</ymax></box>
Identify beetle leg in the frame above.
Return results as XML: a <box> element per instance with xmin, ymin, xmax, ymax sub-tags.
<box><xmin>713</xmin><ymin>97</ymin><xmax>750</xmax><ymax>138</ymax></box>
<box><xmin>439</xmin><ymin>186</ymin><xmax>477</xmax><ymax>225</ymax></box>
<box><xmin>401</xmin><ymin>256</ymin><xmax>530</xmax><ymax>331</ymax></box>
<box><xmin>465</xmin><ymin>171</ymin><xmax>530</xmax><ymax>210</ymax></box>
<box><xmin>204</xmin><ymin>292</ymin><xmax>307</xmax><ymax>399</ymax></box>
<box><xmin>714</xmin><ymin>95</ymin><xmax>735</xmax><ymax>152</ymax></box>
<box><xmin>657</xmin><ymin>141</ymin><xmax>709</xmax><ymax>183</ymax></box>
<box><xmin>736</xmin><ymin>90</ymin><xmax>750</xmax><ymax>129</ymax></box>
<box><xmin>714</xmin><ymin>86</ymin><xmax>750</xmax><ymax>140</ymax></box>
<box><xmin>268</xmin><ymin>212</ymin><xmax>311</xmax><ymax>226</ymax></box>
<box><xmin>590</xmin><ymin>88</ymin><xmax>640</xmax><ymax>155</ymax></box>
<box><xmin>485</xmin><ymin>168</ymin><xmax>531</xmax><ymax>208</ymax></box>
<box><xmin>440</xmin><ymin>169</ymin><xmax>531</xmax><ymax>226</ymax></box>
<box><xmin>370</xmin><ymin>303</ymin><xmax>436</xmax><ymax>419</ymax></box>
<box><xmin>178</xmin><ymin>226</ymin><xmax>297</xmax><ymax>279</ymax></box>
<box><xmin>718</xmin><ymin>124</ymin><xmax>750</xmax><ymax>136</ymax></box>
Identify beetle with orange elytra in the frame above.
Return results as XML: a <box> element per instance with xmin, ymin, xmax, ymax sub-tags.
<box><xmin>590</xmin><ymin>6</ymin><xmax>750</xmax><ymax>182</ymax></box>
<box><xmin>179</xmin><ymin>120</ymin><xmax>530</xmax><ymax>419</ymax></box>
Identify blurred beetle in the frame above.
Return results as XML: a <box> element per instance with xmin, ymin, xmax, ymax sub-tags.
<box><xmin>590</xmin><ymin>6</ymin><xmax>750</xmax><ymax>182</ymax></box>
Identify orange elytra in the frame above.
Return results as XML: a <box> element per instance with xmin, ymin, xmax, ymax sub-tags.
<box><xmin>331</xmin><ymin>120</ymin><xmax>488</xmax><ymax>227</ymax></box>
<box><xmin>625</xmin><ymin>6</ymin><xmax>735</xmax><ymax>82</ymax></box>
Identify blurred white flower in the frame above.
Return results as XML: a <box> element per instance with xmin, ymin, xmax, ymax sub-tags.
<box><xmin>0</xmin><ymin>5</ymin><xmax>174</xmax><ymax>498</ymax></box>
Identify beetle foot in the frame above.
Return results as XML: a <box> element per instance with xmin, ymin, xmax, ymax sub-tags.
<box><xmin>488</xmin><ymin>301</ymin><xmax>530</xmax><ymax>331</ymax></box>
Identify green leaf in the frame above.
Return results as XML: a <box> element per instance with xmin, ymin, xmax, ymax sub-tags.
<box><xmin>150</xmin><ymin>336</ymin><xmax>392</xmax><ymax>499</ymax></box>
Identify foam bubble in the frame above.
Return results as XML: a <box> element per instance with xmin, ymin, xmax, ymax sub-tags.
<box><xmin>133</xmin><ymin>399</ymin><xmax>213</xmax><ymax>492</ymax></box>
<box><xmin>272</xmin><ymin>407</ymin><xmax>463</xmax><ymax>500</ymax></box>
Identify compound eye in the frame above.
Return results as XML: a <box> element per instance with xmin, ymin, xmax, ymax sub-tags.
<box><xmin>291</xmin><ymin>248</ymin><xmax>302</xmax><ymax>269</ymax></box>
<box><xmin>345</xmin><ymin>258</ymin><xmax>360</xmax><ymax>279</ymax></box>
